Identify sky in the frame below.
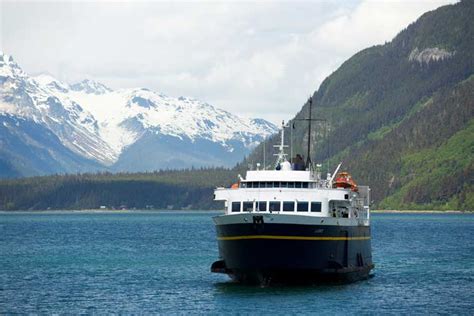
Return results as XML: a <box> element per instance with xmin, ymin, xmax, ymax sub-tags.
<box><xmin>1</xmin><ymin>0</ymin><xmax>456</xmax><ymax>124</ymax></box>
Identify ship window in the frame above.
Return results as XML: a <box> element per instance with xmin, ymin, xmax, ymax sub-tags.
<box><xmin>311</xmin><ymin>202</ymin><xmax>322</xmax><ymax>212</ymax></box>
<box><xmin>257</xmin><ymin>201</ymin><xmax>267</xmax><ymax>212</ymax></box>
<box><xmin>269</xmin><ymin>201</ymin><xmax>280</xmax><ymax>212</ymax></box>
<box><xmin>240</xmin><ymin>182</ymin><xmax>247</xmax><ymax>188</ymax></box>
<box><xmin>288</xmin><ymin>182</ymin><xmax>295</xmax><ymax>188</ymax></box>
<box><xmin>344</xmin><ymin>194</ymin><xmax>349</xmax><ymax>200</ymax></box>
<box><xmin>243</xmin><ymin>202</ymin><xmax>253</xmax><ymax>212</ymax></box>
<box><xmin>295</xmin><ymin>182</ymin><xmax>302</xmax><ymax>188</ymax></box>
<box><xmin>283</xmin><ymin>201</ymin><xmax>295</xmax><ymax>212</ymax></box>
<box><xmin>302</xmin><ymin>182</ymin><xmax>309</xmax><ymax>188</ymax></box>
<box><xmin>273</xmin><ymin>182</ymin><xmax>280</xmax><ymax>188</ymax></box>
<box><xmin>297</xmin><ymin>202</ymin><xmax>309</xmax><ymax>212</ymax></box>
<box><xmin>281</xmin><ymin>182</ymin><xmax>288</xmax><ymax>188</ymax></box>
<box><xmin>259</xmin><ymin>182</ymin><xmax>266</xmax><ymax>188</ymax></box>
<box><xmin>247</xmin><ymin>182</ymin><xmax>253</xmax><ymax>188</ymax></box>
<box><xmin>231</xmin><ymin>202</ymin><xmax>241</xmax><ymax>212</ymax></box>
<box><xmin>266</xmin><ymin>182</ymin><xmax>273</xmax><ymax>188</ymax></box>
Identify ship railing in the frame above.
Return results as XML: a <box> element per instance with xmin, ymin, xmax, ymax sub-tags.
<box><xmin>357</xmin><ymin>207</ymin><xmax>370</xmax><ymax>220</ymax></box>
<box><xmin>357</xmin><ymin>186</ymin><xmax>370</xmax><ymax>206</ymax></box>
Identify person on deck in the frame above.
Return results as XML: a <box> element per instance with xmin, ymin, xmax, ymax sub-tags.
<box><xmin>292</xmin><ymin>154</ymin><xmax>305</xmax><ymax>170</ymax></box>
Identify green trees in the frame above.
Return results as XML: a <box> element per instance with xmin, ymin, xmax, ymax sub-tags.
<box><xmin>1</xmin><ymin>1</ymin><xmax>472</xmax><ymax>211</ymax></box>
<box><xmin>0</xmin><ymin>168</ymin><xmax>236</xmax><ymax>210</ymax></box>
<box><xmin>243</xmin><ymin>0</ymin><xmax>474</xmax><ymax>211</ymax></box>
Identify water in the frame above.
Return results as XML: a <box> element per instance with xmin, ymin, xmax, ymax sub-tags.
<box><xmin>0</xmin><ymin>212</ymin><xmax>473</xmax><ymax>314</ymax></box>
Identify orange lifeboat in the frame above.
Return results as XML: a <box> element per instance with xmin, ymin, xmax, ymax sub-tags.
<box><xmin>230</xmin><ymin>182</ymin><xmax>239</xmax><ymax>189</ymax></box>
<box><xmin>333</xmin><ymin>172</ymin><xmax>358</xmax><ymax>192</ymax></box>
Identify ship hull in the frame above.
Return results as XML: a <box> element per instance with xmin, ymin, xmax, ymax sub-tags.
<box><xmin>212</xmin><ymin>214</ymin><xmax>373</xmax><ymax>285</ymax></box>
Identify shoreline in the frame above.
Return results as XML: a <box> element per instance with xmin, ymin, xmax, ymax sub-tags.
<box><xmin>371</xmin><ymin>210</ymin><xmax>471</xmax><ymax>214</ymax></box>
<box><xmin>0</xmin><ymin>209</ymin><xmax>221</xmax><ymax>214</ymax></box>
<box><xmin>0</xmin><ymin>209</ymin><xmax>471</xmax><ymax>214</ymax></box>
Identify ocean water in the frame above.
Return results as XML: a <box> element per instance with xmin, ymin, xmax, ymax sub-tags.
<box><xmin>0</xmin><ymin>211</ymin><xmax>472</xmax><ymax>314</ymax></box>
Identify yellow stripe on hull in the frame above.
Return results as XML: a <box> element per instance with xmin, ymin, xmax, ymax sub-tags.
<box><xmin>217</xmin><ymin>235</ymin><xmax>370</xmax><ymax>241</ymax></box>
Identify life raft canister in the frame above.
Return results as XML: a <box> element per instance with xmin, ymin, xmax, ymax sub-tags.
<box><xmin>333</xmin><ymin>171</ymin><xmax>358</xmax><ymax>192</ymax></box>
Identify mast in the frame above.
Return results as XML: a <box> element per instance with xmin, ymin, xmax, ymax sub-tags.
<box><xmin>292</xmin><ymin>95</ymin><xmax>324</xmax><ymax>171</ymax></box>
<box><xmin>274</xmin><ymin>121</ymin><xmax>288</xmax><ymax>168</ymax></box>
<box><xmin>306</xmin><ymin>96</ymin><xmax>312</xmax><ymax>168</ymax></box>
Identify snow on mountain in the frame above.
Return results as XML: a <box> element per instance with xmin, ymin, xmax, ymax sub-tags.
<box><xmin>0</xmin><ymin>54</ymin><xmax>115</xmax><ymax>165</ymax></box>
<box><xmin>63</xmin><ymin>87</ymin><xmax>276</xmax><ymax>156</ymax></box>
<box><xmin>70</xmin><ymin>79</ymin><xmax>112</xmax><ymax>94</ymax></box>
<box><xmin>0</xmin><ymin>52</ymin><xmax>278</xmax><ymax>173</ymax></box>
<box><xmin>34</xmin><ymin>74</ymin><xmax>70</xmax><ymax>93</ymax></box>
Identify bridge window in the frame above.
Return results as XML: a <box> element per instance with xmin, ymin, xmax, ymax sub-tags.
<box><xmin>311</xmin><ymin>202</ymin><xmax>322</xmax><ymax>212</ymax></box>
<box><xmin>297</xmin><ymin>202</ymin><xmax>309</xmax><ymax>212</ymax></box>
<box><xmin>283</xmin><ymin>201</ymin><xmax>295</xmax><ymax>212</ymax></box>
<box><xmin>257</xmin><ymin>201</ymin><xmax>267</xmax><ymax>212</ymax></box>
<box><xmin>242</xmin><ymin>182</ymin><xmax>313</xmax><ymax>188</ymax></box>
<box><xmin>231</xmin><ymin>202</ymin><xmax>241</xmax><ymax>212</ymax></box>
<box><xmin>269</xmin><ymin>201</ymin><xmax>280</xmax><ymax>212</ymax></box>
<box><xmin>243</xmin><ymin>202</ymin><xmax>253</xmax><ymax>212</ymax></box>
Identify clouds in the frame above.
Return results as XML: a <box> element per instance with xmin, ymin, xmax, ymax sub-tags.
<box><xmin>1</xmin><ymin>0</ymin><xmax>455</xmax><ymax>123</ymax></box>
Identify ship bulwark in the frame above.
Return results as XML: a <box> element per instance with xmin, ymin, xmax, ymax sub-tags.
<box><xmin>213</xmin><ymin>214</ymin><xmax>373</xmax><ymax>284</ymax></box>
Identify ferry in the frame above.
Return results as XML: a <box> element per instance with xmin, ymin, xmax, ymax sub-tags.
<box><xmin>211</xmin><ymin>100</ymin><xmax>374</xmax><ymax>285</ymax></box>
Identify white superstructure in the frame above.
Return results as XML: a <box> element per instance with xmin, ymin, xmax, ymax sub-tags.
<box><xmin>211</xmin><ymin>118</ymin><xmax>374</xmax><ymax>285</ymax></box>
<box><xmin>214</xmin><ymin>122</ymin><xmax>370</xmax><ymax>221</ymax></box>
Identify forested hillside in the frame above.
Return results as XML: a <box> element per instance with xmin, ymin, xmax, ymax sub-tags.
<box><xmin>245</xmin><ymin>0</ymin><xmax>473</xmax><ymax>210</ymax></box>
<box><xmin>1</xmin><ymin>1</ymin><xmax>472</xmax><ymax>211</ymax></box>
<box><xmin>0</xmin><ymin>168</ymin><xmax>237</xmax><ymax>210</ymax></box>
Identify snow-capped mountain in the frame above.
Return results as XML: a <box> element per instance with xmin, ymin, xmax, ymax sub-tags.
<box><xmin>0</xmin><ymin>53</ymin><xmax>277</xmax><ymax>176</ymax></box>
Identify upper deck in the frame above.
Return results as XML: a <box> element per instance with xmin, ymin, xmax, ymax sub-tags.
<box><xmin>213</xmin><ymin>121</ymin><xmax>370</xmax><ymax>221</ymax></box>
<box><xmin>245</xmin><ymin>170</ymin><xmax>315</xmax><ymax>182</ymax></box>
<box><xmin>214</xmin><ymin>168</ymin><xmax>370</xmax><ymax>220</ymax></box>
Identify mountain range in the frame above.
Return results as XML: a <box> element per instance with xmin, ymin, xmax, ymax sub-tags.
<box><xmin>0</xmin><ymin>0</ymin><xmax>472</xmax><ymax>211</ymax></box>
<box><xmin>0</xmin><ymin>55</ymin><xmax>277</xmax><ymax>177</ymax></box>
<box><xmin>245</xmin><ymin>0</ymin><xmax>473</xmax><ymax>211</ymax></box>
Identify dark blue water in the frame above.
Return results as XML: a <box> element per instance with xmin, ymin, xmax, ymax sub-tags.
<box><xmin>0</xmin><ymin>212</ymin><xmax>472</xmax><ymax>314</ymax></box>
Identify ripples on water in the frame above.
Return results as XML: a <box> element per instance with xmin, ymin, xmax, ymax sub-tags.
<box><xmin>0</xmin><ymin>211</ymin><xmax>472</xmax><ymax>314</ymax></box>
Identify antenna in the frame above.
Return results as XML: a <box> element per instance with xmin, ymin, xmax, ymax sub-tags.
<box><xmin>274</xmin><ymin>120</ymin><xmax>289</xmax><ymax>168</ymax></box>
<box><xmin>307</xmin><ymin>96</ymin><xmax>312</xmax><ymax>167</ymax></box>
<box><xmin>263</xmin><ymin>137</ymin><xmax>266</xmax><ymax>170</ymax></box>
<box><xmin>292</xmin><ymin>96</ymin><xmax>325</xmax><ymax>171</ymax></box>
<box><xmin>326</xmin><ymin>121</ymin><xmax>330</xmax><ymax>178</ymax></box>
<box><xmin>290</xmin><ymin>120</ymin><xmax>293</xmax><ymax>162</ymax></box>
